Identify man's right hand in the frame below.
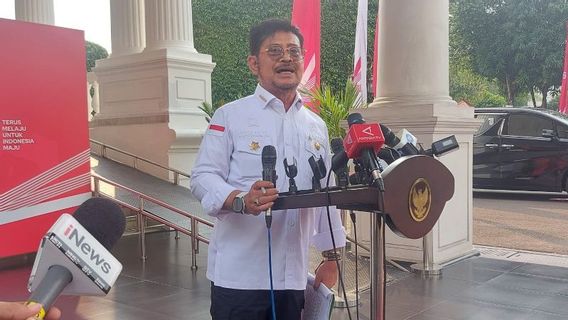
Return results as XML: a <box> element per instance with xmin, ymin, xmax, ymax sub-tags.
<box><xmin>244</xmin><ymin>180</ymin><xmax>278</xmax><ymax>215</ymax></box>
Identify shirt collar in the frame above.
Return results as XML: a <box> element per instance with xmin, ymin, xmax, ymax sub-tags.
<box><xmin>254</xmin><ymin>84</ymin><xmax>305</xmax><ymax>111</ymax></box>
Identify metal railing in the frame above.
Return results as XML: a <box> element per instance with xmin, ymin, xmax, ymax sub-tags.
<box><xmin>91</xmin><ymin>174</ymin><xmax>213</xmax><ymax>270</ymax></box>
<box><xmin>90</xmin><ymin>139</ymin><xmax>190</xmax><ymax>185</ymax></box>
<box><xmin>88</xmin><ymin>140</ymin><xmax>406</xmax><ymax>277</ymax></box>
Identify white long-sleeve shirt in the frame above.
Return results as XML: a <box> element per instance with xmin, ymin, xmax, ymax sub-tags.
<box><xmin>190</xmin><ymin>85</ymin><xmax>346</xmax><ymax>290</ymax></box>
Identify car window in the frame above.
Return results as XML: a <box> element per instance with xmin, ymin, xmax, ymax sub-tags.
<box><xmin>474</xmin><ymin>113</ymin><xmax>504</xmax><ymax>135</ymax></box>
<box><xmin>504</xmin><ymin>113</ymin><xmax>553</xmax><ymax>137</ymax></box>
<box><xmin>558</xmin><ymin>123</ymin><xmax>568</xmax><ymax>139</ymax></box>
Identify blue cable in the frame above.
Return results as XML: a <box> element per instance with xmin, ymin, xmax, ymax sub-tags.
<box><xmin>267</xmin><ymin>227</ymin><xmax>277</xmax><ymax>320</ymax></box>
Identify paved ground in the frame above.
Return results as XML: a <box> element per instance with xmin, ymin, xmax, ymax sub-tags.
<box><xmin>473</xmin><ymin>191</ymin><xmax>568</xmax><ymax>255</ymax></box>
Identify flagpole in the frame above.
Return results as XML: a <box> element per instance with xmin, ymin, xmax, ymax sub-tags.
<box><xmin>559</xmin><ymin>21</ymin><xmax>568</xmax><ymax>114</ymax></box>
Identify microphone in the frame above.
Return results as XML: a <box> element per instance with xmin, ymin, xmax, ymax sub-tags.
<box><xmin>27</xmin><ymin>198</ymin><xmax>126</xmax><ymax>318</ymax></box>
<box><xmin>330</xmin><ymin>138</ymin><xmax>349</xmax><ymax>188</ymax></box>
<box><xmin>379</xmin><ymin>124</ymin><xmax>420</xmax><ymax>156</ymax></box>
<box><xmin>344</xmin><ymin>113</ymin><xmax>385</xmax><ymax>190</ymax></box>
<box><xmin>261</xmin><ymin>145</ymin><xmax>277</xmax><ymax>228</ymax></box>
<box><xmin>394</xmin><ymin>128</ymin><xmax>420</xmax><ymax>156</ymax></box>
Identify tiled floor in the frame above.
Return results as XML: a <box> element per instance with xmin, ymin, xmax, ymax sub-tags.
<box><xmin>5</xmin><ymin>155</ymin><xmax>561</xmax><ymax>319</ymax></box>
<box><xmin>2</xmin><ymin>231</ymin><xmax>568</xmax><ymax>320</ymax></box>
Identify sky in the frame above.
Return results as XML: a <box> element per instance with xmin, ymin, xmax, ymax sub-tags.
<box><xmin>0</xmin><ymin>0</ymin><xmax>112</xmax><ymax>53</ymax></box>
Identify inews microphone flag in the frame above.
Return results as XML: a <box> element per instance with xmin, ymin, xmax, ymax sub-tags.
<box><xmin>372</xmin><ymin>14</ymin><xmax>379</xmax><ymax>98</ymax></box>
<box><xmin>352</xmin><ymin>0</ymin><xmax>368</xmax><ymax>104</ymax></box>
<box><xmin>291</xmin><ymin>0</ymin><xmax>321</xmax><ymax>96</ymax></box>
<box><xmin>559</xmin><ymin>21</ymin><xmax>568</xmax><ymax>114</ymax></box>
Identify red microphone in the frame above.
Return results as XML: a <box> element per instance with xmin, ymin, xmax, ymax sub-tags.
<box><xmin>343</xmin><ymin>113</ymin><xmax>385</xmax><ymax>190</ymax></box>
<box><xmin>344</xmin><ymin>122</ymin><xmax>385</xmax><ymax>159</ymax></box>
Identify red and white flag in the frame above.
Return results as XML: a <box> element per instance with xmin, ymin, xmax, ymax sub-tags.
<box><xmin>292</xmin><ymin>0</ymin><xmax>321</xmax><ymax>94</ymax></box>
<box><xmin>372</xmin><ymin>14</ymin><xmax>379</xmax><ymax>98</ymax></box>
<box><xmin>352</xmin><ymin>0</ymin><xmax>368</xmax><ymax>104</ymax></box>
<box><xmin>559</xmin><ymin>21</ymin><xmax>568</xmax><ymax>114</ymax></box>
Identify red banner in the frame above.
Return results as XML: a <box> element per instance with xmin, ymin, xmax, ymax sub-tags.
<box><xmin>291</xmin><ymin>0</ymin><xmax>321</xmax><ymax>94</ymax></box>
<box><xmin>559</xmin><ymin>21</ymin><xmax>568</xmax><ymax>114</ymax></box>
<box><xmin>0</xmin><ymin>19</ymin><xmax>91</xmax><ymax>257</ymax></box>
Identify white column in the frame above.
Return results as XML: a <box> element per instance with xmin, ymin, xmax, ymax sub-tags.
<box><xmin>373</xmin><ymin>0</ymin><xmax>453</xmax><ymax>107</ymax></box>
<box><xmin>110</xmin><ymin>0</ymin><xmax>146</xmax><ymax>57</ymax></box>
<box><xmin>144</xmin><ymin>0</ymin><xmax>196</xmax><ymax>52</ymax></box>
<box><xmin>363</xmin><ymin>0</ymin><xmax>479</xmax><ymax>265</ymax></box>
<box><xmin>15</xmin><ymin>0</ymin><xmax>54</xmax><ymax>25</ymax></box>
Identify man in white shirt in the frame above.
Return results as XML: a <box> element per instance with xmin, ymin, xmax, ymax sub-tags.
<box><xmin>191</xmin><ymin>19</ymin><xmax>346</xmax><ymax>320</ymax></box>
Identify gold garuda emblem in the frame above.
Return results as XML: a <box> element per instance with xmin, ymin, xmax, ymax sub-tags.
<box><xmin>409</xmin><ymin>178</ymin><xmax>431</xmax><ymax>222</ymax></box>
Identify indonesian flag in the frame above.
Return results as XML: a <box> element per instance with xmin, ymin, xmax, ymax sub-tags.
<box><xmin>372</xmin><ymin>14</ymin><xmax>379</xmax><ymax>98</ymax></box>
<box><xmin>559</xmin><ymin>21</ymin><xmax>568</xmax><ymax>114</ymax></box>
<box><xmin>352</xmin><ymin>0</ymin><xmax>368</xmax><ymax>104</ymax></box>
<box><xmin>291</xmin><ymin>0</ymin><xmax>321</xmax><ymax>94</ymax></box>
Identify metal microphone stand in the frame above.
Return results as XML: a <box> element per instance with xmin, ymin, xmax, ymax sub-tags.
<box><xmin>273</xmin><ymin>155</ymin><xmax>455</xmax><ymax>320</ymax></box>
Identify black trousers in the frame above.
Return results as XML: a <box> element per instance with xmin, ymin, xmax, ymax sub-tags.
<box><xmin>210</xmin><ymin>282</ymin><xmax>305</xmax><ymax>320</ymax></box>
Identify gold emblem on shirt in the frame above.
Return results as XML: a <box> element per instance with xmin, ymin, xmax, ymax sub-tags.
<box><xmin>314</xmin><ymin>141</ymin><xmax>321</xmax><ymax>151</ymax></box>
<box><xmin>250</xmin><ymin>141</ymin><xmax>260</xmax><ymax>151</ymax></box>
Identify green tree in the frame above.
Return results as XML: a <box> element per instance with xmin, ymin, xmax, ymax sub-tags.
<box><xmin>192</xmin><ymin>0</ymin><xmax>377</xmax><ymax>106</ymax></box>
<box><xmin>514</xmin><ymin>0</ymin><xmax>568</xmax><ymax>108</ymax></box>
<box><xmin>451</xmin><ymin>0</ymin><xmax>568</xmax><ymax>106</ymax></box>
<box><xmin>85</xmin><ymin>41</ymin><xmax>109</xmax><ymax>72</ymax></box>
<box><xmin>449</xmin><ymin>8</ymin><xmax>506</xmax><ymax>107</ymax></box>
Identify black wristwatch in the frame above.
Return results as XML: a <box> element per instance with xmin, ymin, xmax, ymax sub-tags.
<box><xmin>231</xmin><ymin>192</ymin><xmax>247</xmax><ymax>214</ymax></box>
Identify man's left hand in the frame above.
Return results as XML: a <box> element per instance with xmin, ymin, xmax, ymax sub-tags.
<box><xmin>313</xmin><ymin>260</ymin><xmax>338</xmax><ymax>289</ymax></box>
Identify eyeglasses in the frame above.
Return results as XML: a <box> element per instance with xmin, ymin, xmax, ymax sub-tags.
<box><xmin>263</xmin><ymin>46</ymin><xmax>305</xmax><ymax>61</ymax></box>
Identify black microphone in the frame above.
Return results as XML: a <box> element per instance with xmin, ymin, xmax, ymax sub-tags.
<box><xmin>330</xmin><ymin>138</ymin><xmax>349</xmax><ymax>188</ymax></box>
<box><xmin>261</xmin><ymin>145</ymin><xmax>277</xmax><ymax>228</ymax></box>
<box><xmin>379</xmin><ymin>124</ymin><xmax>400</xmax><ymax>147</ymax></box>
<box><xmin>27</xmin><ymin>198</ymin><xmax>126</xmax><ymax>318</ymax></box>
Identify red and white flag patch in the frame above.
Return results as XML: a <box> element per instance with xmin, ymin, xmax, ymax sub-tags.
<box><xmin>207</xmin><ymin>124</ymin><xmax>225</xmax><ymax>136</ymax></box>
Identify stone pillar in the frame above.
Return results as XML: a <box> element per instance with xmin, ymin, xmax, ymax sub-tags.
<box><xmin>15</xmin><ymin>0</ymin><xmax>54</xmax><ymax>25</ymax></box>
<box><xmin>91</xmin><ymin>0</ymin><xmax>214</xmax><ymax>187</ymax></box>
<box><xmin>144</xmin><ymin>0</ymin><xmax>196</xmax><ymax>52</ymax></box>
<box><xmin>110</xmin><ymin>0</ymin><xmax>146</xmax><ymax>56</ymax></box>
<box><xmin>362</xmin><ymin>0</ymin><xmax>480</xmax><ymax>265</ymax></box>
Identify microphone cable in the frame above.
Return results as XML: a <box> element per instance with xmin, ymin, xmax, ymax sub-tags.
<box><xmin>324</xmin><ymin>171</ymin><xmax>353</xmax><ymax>320</ymax></box>
<box><xmin>267</xmin><ymin>226</ymin><xmax>277</xmax><ymax>320</ymax></box>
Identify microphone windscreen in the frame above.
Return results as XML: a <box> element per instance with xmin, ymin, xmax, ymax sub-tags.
<box><xmin>73</xmin><ymin>198</ymin><xmax>126</xmax><ymax>250</ymax></box>
<box><xmin>379</xmin><ymin>124</ymin><xmax>400</xmax><ymax>147</ymax></box>
<box><xmin>261</xmin><ymin>145</ymin><xmax>277</xmax><ymax>168</ymax></box>
<box><xmin>347</xmin><ymin>113</ymin><xmax>365</xmax><ymax>126</ymax></box>
<box><xmin>330</xmin><ymin>138</ymin><xmax>344</xmax><ymax>154</ymax></box>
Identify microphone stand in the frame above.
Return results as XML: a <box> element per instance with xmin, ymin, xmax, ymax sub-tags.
<box><xmin>273</xmin><ymin>155</ymin><xmax>455</xmax><ymax>320</ymax></box>
<box><xmin>370</xmin><ymin>212</ymin><xmax>386</xmax><ymax>320</ymax></box>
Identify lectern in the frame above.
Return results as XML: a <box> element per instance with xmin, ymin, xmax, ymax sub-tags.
<box><xmin>273</xmin><ymin>155</ymin><xmax>455</xmax><ymax>320</ymax></box>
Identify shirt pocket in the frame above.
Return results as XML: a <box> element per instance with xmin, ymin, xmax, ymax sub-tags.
<box><xmin>304</xmin><ymin>134</ymin><xmax>328</xmax><ymax>160</ymax></box>
<box><xmin>233</xmin><ymin>136</ymin><xmax>272</xmax><ymax>180</ymax></box>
